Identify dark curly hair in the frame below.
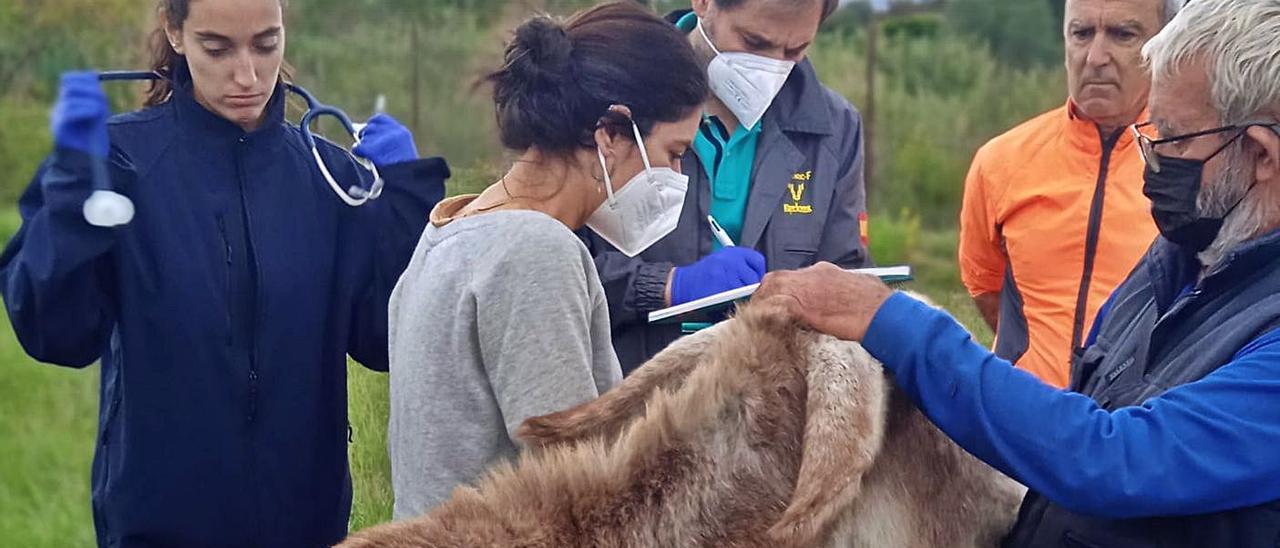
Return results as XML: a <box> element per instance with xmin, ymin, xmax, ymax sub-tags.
<box><xmin>484</xmin><ymin>1</ymin><xmax>708</xmax><ymax>155</ymax></box>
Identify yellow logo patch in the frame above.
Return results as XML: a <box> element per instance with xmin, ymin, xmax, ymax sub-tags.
<box><xmin>788</xmin><ymin>183</ymin><xmax>805</xmax><ymax>202</ymax></box>
<box><xmin>785</xmin><ymin>172</ymin><xmax>813</xmax><ymax>215</ymax></box>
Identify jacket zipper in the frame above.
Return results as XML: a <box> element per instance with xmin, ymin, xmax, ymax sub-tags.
<box><xmin>1069</xmin><ymin>128</ymin><xmax>1125</xmax><ymax>361</ymax></box>
<box><xmin>234</xmin><ymin>136</ymin><xmax>265</xmax><ymax>543</ymax></box>
<box><xmin>217</xmin><ymin>215</ymin><xmax>233</xmax><ymax>347</ymax></box>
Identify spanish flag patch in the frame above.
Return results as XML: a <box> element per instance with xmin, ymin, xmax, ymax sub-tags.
<box><xmin>859</xmin><ymin>211</ymin><xmax>869</xmax><ymax>248</ymax></box>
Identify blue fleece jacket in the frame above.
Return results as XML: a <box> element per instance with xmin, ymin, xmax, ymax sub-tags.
<box><xmin>0</xmin><ymin>65</ymin><xmax>447</xmax><ymax>547</ymax></box>
<box><xmin>863</xmin><ymin>291</ymin><xmax>1280</xmax><ymax>519</ymax></box>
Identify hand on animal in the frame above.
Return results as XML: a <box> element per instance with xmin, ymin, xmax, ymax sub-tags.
<box><xmin>756</xmin><ymin>261</ymin><xmax>894</xmax><ymax>342</ymax></box>
<box><xmin>340</xmin><ymin>295</ymin><xmax>1025</xmax><ymax>548</ymax></box>
<box><xmin>353</xmin><ymin>113</ymin><xmax>418</xmax><ymax>167</ymax></box>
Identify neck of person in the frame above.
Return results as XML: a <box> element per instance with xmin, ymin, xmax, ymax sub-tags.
<box><xmin>1086</xmin><ymin>104</ymin><xmax>1145</xmax><ymax>139</ymax></box>
<box><xmin>1197</xmin><ymin>194</ymin><xmax>1280</xmax><ymax>275</ymax></box>
<box><xmin>688</xmin><ymin>28</ymin><xmax>742</xmax><ymax>131</ymax></box>
<box><xmin>468</xmin><ymin>150</ymin><xmax>597</xmax><ymax>230</ymax></box>
<box><xmin>704</xmin><ymin>96</ymin><xmax>741</xmax><ymax>133</ymax></box>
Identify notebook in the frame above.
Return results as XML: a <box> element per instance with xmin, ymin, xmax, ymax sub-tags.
<box><xmin>648</xmin><ymin>265</ymin><xmax>913</xmax><ymax>325</ymax></box>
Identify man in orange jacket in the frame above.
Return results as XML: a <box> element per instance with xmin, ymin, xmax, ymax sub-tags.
<box><xmin>959</xmin><ymin>0</ymin><xmax>1181</xmax><ymax>388</ymax></box>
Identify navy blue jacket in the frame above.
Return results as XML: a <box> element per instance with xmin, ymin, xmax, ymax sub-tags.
<box><xmin>0</xmin><ymin>70</ymin><xmax>447</xmax><ymax>547</ymax></box>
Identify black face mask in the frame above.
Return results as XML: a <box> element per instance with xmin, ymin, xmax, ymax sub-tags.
<box><xmin>1142</xmin><ymin>155</ymin><xmax>1223</xmax><ymax>252</ymax></box>
<box><xmin>1142</xmin><ymin>142</ymin><xmax>1252</xmax><ymax>253</ymax></box>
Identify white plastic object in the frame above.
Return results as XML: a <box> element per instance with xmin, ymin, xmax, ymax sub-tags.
<box><xmin>83</xmin><ymin>190</ymin><xmax>135</xmax><ymax>227</ymax></box>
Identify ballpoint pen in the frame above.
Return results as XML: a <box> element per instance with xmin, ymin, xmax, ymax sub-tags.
<box><xmin>707</xmin><ymin>215</ymin><xmax>735</xmax><ymax>247</ymax></box>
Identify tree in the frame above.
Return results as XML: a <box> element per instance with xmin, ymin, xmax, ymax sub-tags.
<box><xmin>945</xmin><ymin>0</ymin><xmax>1062</xmax><ymax>69</ymax></box>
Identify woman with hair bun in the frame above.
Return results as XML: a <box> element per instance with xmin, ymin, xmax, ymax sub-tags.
<box><xmin>386</xmin><ymin>1</ymin><xmax>708</xmax><ymax>517</ymax></box>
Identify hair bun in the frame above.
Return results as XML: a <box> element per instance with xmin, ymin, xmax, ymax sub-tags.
<box><xmin>508</xmin><ymin>16</ymin><xmax>573</xmax><ymax>82</ymax></box>
<box><xmin>486</xmin><ymin>2</ymin><xmax>706</xmax><ymax>155</ymax></box>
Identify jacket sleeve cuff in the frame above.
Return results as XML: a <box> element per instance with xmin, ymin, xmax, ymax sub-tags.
<box><xmin>862</xmin><ymin>291</ymin><xmax>935</xmax><ymax>373</ymax></box>
<box><xmin>47</xmin><ymin>147</ymin><xmax>119</xmax><ymax>223</ymax></box>
<box><xmin>633</xmin><ymin>261</ymin><xmax>675</xmax><ymax>314</ymax></box>
<box><xmin>378</xmin><ymin>157</ymin><xmax>451</xmax><ymax>186</ymax></box>
<box><xmin>48</xmin><ymin>147</ymin><xmax>97</xmax><ymax>196</ymax></box>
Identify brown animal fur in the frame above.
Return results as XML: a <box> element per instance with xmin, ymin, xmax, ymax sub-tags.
<box><xmin>340</xmin><ymin>296</ymin><xmax>1025</xmax><ymax>548</ymax></box>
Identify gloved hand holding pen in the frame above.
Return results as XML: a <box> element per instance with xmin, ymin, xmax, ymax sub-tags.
<box><xmin>668</xmin><ymin>246</ymin><xmax>767</xmax><ymax>306</ymax></box>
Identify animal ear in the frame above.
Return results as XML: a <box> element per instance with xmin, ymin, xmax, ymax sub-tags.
<box><xmin>768</xmin><ymin>341</ymin><xmax>889</xmax><ymax>546</ymax></box>
<box><xmin>516</xmin><ymin>327</ymin><xmax>720</xmax><ymax>448</ymax></box>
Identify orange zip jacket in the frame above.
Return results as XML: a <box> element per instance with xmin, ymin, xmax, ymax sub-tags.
<box><xmin>959</xmin><ymin>101</ymin><xmax>1157</xmax><ymax>388</ymax></box>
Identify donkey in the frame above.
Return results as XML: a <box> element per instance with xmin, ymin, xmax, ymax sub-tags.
<box><xmin>340</xmin><ymin>296</ymin><xmax>1025</xmax><ymax>547</ymax></box>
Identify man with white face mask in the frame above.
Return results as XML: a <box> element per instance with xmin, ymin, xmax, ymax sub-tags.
<box><xmin>584</xmin><ymin>0</ymin><xmax>870</xmax><ymax>374</ymax></box>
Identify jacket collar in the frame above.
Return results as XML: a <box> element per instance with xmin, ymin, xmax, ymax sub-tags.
<box><xmin>765</xmin><ymin>60</ymin><xmax>834</xmax><ymax>135</ymax></box>
<box><xmin>169</xmin><ymin>61</ymin><xmax>287</xmax><ymax>143</ymax></box>
<box><xmin>1147</xmin><ymin>229</ymin><xmax>1280</xmax><ymax>313</ymax></box>
<box><xmin>1064</xmin><ymin>99</ymin><xmax>1143</xmax><ymax>154</ymax></box>
<box><xmin>665</xmin><ymin>9</ymin><xmax>835</xmax><ymax>137</ymax></box>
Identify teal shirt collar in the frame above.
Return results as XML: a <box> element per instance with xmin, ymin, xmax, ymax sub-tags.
<box><xmin>676</xmin><ymin>11</ymin><xmax>698</xmax><ymax>32</ymax></box>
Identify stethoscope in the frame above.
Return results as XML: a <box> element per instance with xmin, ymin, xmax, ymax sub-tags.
<box><xmin>87</xmin><ymin>71</ymin><xmax>384</xmax><ymax>227</ymax></box>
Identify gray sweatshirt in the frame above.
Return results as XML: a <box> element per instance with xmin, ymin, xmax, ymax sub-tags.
<box><xmin>387</xmin><ymin>197</ymin><xmax>622</xmax><ymax>519</ymax></box>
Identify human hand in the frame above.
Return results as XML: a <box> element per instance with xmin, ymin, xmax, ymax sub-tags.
<box><xmin>754</xmin><ymin>262</ymin><xmax>894</xmax><ymax>341</ymax></box>
<box><xmin>353</xmin><ymin>113</ymin><xmax>418</xmax><ymax>167</ymax></box>
<box><xmin>670</xmin><ymin>246</ymin><xmax>767</xmax><ymax>306</ymax></box>
<box><xmin>50</xmin><ymin>71</ymin><xmax>110</xmax><ymax>157</ymax></box>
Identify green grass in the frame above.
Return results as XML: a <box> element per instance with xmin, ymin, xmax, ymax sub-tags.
<box><xmin>347</xmin><ymin>364</ymin><xmax>394</xmax><ymax>531</ymax></box>
<box><xmin>0</xmin><ymin>329</ymin><xmax>400</xmax><ymax>545</ymax></box>
<box><xmin>0</xmin><ymin>321</ymin><xmax>99</xmax><ymax>547</ymax></box>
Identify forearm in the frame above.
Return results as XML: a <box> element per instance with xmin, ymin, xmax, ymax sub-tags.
<box><xmin>2</xmin><ymin>150</ymin><xmax>119</xmax><ymax>366</ymax></box>
<box><xmin>973</xmin><ymin>291</ymin><xmax>1000</xmax><ymax>331</ymax></box>
<box><xmin>584</xmin><ymin>233</ymin><xmax>674</xmax><ymax>327</ymax></box>
<box><xmin>863</xmin><ymin>292</ymin><xmax>1280</xmax><ymax>518</ymax></box>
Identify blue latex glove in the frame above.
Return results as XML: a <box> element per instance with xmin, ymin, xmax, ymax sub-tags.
<box><xmin>352</xmin><ymin>113</ymin><xmax>418</xmax><ymax>167</ymax></box>
<box><xmin>50</xmin><ymin>71</ymin><xmax>110</xmax><ymax>157</ymax></box>
<box><xmin>670</xmin><ymin>247</ymin><xmax>767</xmax><ymax>306</ymax></box>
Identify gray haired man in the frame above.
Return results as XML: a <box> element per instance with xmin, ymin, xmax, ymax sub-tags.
<box><xmin>755</xmin><ymin>1</ymin><xmax>1280</xmax><ymax>546</ymax></box>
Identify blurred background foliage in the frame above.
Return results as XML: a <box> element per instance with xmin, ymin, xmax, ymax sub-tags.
<box><xmin>1</xmin><ymin>0</ymin><xmax>1069</xmax><ymax>223</ymax></box>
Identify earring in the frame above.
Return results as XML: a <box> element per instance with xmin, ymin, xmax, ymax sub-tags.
<box><xmin>591</xmin><ymin>162</ymin><xmax>605</xmax><ymax>185</ymax></box>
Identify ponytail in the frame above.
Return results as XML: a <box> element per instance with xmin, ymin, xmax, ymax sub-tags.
<box><xmin>144</xmin><ymin>24</ymin><xmax>182</xmax><ymax>107</ymax></box>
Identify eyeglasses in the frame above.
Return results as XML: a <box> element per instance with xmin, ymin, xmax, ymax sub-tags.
<box><xmin>1130</xmin><ymin>120</ymin><xmax>1279</xmax><ymax>173</ymax></box>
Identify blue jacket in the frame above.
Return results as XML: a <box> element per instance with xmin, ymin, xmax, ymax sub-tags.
<box><xmin>998</xmin><ymin>230</ymin><xmax>1280</xmax><ymax>547</ymax></box>
<box><xmin>0</xmin><ymin>69</ymin><xmax>447</xmax><ymax>547</ymax></box>
<box><xmin>862</xmin><ymin>279</ymin><xmax>1280</xmax><ymax>523</ymax></box>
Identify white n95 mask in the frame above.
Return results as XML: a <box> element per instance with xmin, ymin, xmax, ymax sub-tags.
<box><xmin>698</xmin><ymin>20</ymin><xmax>795</xmax><ymax>130</ymax></box>
<box><xmin>586</xmin><ymin>119</ymin><xmax>689</xmax><ymax>257</ymax></box>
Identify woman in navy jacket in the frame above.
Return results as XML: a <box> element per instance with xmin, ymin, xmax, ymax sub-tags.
<box><xmin>0</xmin><ymin>0</ymin><xmax>447</xmax><ymax>545</ymax></box>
